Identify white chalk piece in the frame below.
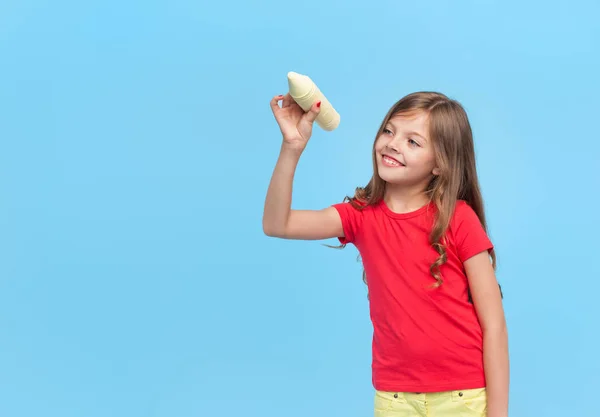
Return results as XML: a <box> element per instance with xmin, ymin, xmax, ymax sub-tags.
<box><xmin>287</xmin><ymin>71</ymin><xmax>340</xmax><ymax>131</ymax></box>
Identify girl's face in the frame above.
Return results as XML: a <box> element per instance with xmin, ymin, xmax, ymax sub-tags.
<box><xmin>374</xmin><ymin>111</ymin><xmax>440</xmax><ymax>187</ymax></box>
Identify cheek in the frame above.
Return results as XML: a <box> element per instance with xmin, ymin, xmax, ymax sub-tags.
<box><xmin>409</xmin><ymin>151</ymin><xmax>436</xmax><ymax>169</ymax></box>
<box><xmin>374</xmin><ymin>136</ymin><xmax>387</xmax><ymax>153</ymax></box>
<box><xmin>420</xmin><ymin>151</ymin><xmax>436</xmax><ymax>164</ymax></box>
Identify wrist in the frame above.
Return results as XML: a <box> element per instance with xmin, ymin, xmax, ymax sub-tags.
<box><xmin>280</xmin><ymin>142</ymin><xmax>304</xmax><ymax>158</ymax></box>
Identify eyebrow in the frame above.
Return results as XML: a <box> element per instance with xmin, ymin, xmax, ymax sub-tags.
<box><xmin>386</xmin><ymin>120</ymin><xmax>428</xmax><ymax>142</ymax></box>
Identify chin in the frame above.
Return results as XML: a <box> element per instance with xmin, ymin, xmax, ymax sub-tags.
<box><xmin>381</xmin><ymin>177</ymin><xmax>406</xmax><ymax>186</ymax></box>
<box><xmin>377</xmin><ymin>168</ymin><xmax>403</xmax><ymax>184</ymax></box>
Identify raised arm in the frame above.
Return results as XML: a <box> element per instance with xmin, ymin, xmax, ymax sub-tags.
<box><xmin>262</xmin><ymin>94</ymin><xmax>344</xmax><ymax>240</ymax></box>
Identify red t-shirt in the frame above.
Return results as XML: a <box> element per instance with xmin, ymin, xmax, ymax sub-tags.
<box><xmin>332</xmin><ymin>199</ymin><xmax>493</xmax><ymax>392</ymax></box>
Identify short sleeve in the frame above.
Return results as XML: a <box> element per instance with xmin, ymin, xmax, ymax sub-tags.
<box><xmin>331</xmin><ymin>202</ymin><xmax>363</xmax><ymax>245</ymax></box>
<box><xmin>451</xmin><ymin>201</ymin><xmax>494</xmax><ymax>262</ymax></box>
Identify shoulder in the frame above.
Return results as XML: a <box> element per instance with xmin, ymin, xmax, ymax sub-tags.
<box><xmin>332</xmin><ymin>199</ymin><xmax>373</xmax><ymax>223</ymax></box>
<box><xmin>332</xmin><ymin>197</ymin><xmax>371</xmax><ymax>214</ymax></box>
<box><xmin>454</xmin><ymin>199</ymin><xmax>474</xmax><ymax>215</ymax></box>
<box><xmin>450</xmin><ymin>200</ymin><xmax>480</xmax><ymax>227</ymax></box>
<box><xmin>448</xmin><ymin>200</ymin><xmax>487</xmax><ymax>240</ymax></box>
<box><xmin>448</xmin><ymin>200</ymin><xmax>493</xmax><ymax>261</ymax></box>
<box><xmin>331</xmin><ymin>198</ymin><xmax>380</xmax><ymax>244</ymax></box>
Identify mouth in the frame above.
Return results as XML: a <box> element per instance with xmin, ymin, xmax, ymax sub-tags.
<box><xmin>382</xmin><ymin>154</ymin><xmax>405</xmax><ymax>167</ymax></box>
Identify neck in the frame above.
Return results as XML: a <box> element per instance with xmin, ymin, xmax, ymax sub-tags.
<box><xmin>384</xmin><ymin>182</ymin><xmax>431</xmax><ymax>214</ymax></box>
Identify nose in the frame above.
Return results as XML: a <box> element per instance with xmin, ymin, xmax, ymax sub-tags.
<box><xmin>385</xmin><ymin>139</ymin><xmax>400</xmax><ymax>153</ymax></box>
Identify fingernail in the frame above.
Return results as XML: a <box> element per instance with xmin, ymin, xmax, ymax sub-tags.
<box><xmin>317</xmin><ymin>101</ymin><xmax>321</xmax><ymax>108</ymax></box>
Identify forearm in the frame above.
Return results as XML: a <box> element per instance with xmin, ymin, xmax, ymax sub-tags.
<box><xmin>262</xmin><ymin>144</ymin><xmax>302</xmax><ymax>236</ymax></box>
<box><xmin>483</xmin><ymin>325</ymin><xmax>509</xmax><ymax>417</ymax></box>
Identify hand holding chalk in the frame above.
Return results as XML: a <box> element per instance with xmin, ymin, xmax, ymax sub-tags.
<box><xmin>270</xmin><ymin>91</ymin><xmax>322</xmax><ymax>152</ymax></box>
<box><xmin>270</xmin><ymin>72</ymin><xmax>339</xmax><ymax>152</ymax></box>
<box><xmin>287</xmin><ymin>72</ymin><xmax>340</xmax><ymax>131</ymax></box>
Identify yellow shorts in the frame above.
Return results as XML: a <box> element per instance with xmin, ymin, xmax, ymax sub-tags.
<box><xmin>374</xmin><ymin>388</ymin><xmax>487</xmax><ymax>416</ymax></box>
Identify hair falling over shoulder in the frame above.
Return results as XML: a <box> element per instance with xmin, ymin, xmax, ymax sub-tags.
<box><xmin>342</xmin><ymin>92</ymin><xmax>496</xmax><ymax>288</ymax></box>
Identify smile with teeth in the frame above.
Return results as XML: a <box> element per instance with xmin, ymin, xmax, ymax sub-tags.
<box><xmin>382</xmin><ymin>155</ymin><xmax>405</xmax><ymax>167</ymax></box>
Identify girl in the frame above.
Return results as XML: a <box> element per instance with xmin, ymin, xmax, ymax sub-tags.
<box><xmin>263</xmin><ymin>91</ymin><xmax>509</xmax><ymax>417</ymax></box>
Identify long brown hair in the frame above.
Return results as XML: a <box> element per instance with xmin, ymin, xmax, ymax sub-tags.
<box><xmin>344</xmin><ymin>92</ymin><xmax>496</xmax><ymax>287</ymax></box>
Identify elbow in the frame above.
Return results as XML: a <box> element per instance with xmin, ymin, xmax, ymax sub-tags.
<box><xmin>263</xmin><ymin>225</ymin><xmax>276</xmax><ymax>237</ymax></box>
<box><xmin>262</xmin><ymin>221</ymin><xmax>274</xmax><ymax>237</ymax></box>
<box><xmin>262</xmin><ymin>222</ymin><xmax>284</xmax><ymax>238</ymax></box>
<box><xmin>262</xmin><ymin>212</ymin><xmax>290</xmax><ymax>238</ymax></box>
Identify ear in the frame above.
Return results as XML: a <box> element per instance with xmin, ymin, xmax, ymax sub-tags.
<box><xmin>432</xmin><ymin>167</ymin><xmax>440</xmax><ymax>176</ymax></box>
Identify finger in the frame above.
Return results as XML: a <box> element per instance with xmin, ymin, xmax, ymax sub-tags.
<box><xmin>281</xmin><ymin>93</ymin><xmax>293</xmax><ymax>108</ymax></box>
<box><xmin>270</xmin><ymin>95</ymin><xmax>284</xmax><ymax>114</ymax></box>
<box><xmin>302</xmin><ymin>100</ymin><xmax>322</xmax><ymax>123</ymax></box>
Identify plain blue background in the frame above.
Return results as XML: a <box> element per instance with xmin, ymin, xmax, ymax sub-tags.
<box><xmin>1</xmin><ymin>1</ymin><xmax>599</xmax><ymax>416</ymax></box>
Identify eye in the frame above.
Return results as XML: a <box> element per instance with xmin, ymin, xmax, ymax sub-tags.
<box><xmin>383</xmin><ymin>128</ymin><xmax>393</xmax><ymax>135</ymax></box>
<box><xmin>408</xmin><ymin>138</ymin><xmax>420</xmax><ymax>147</ymax></box>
